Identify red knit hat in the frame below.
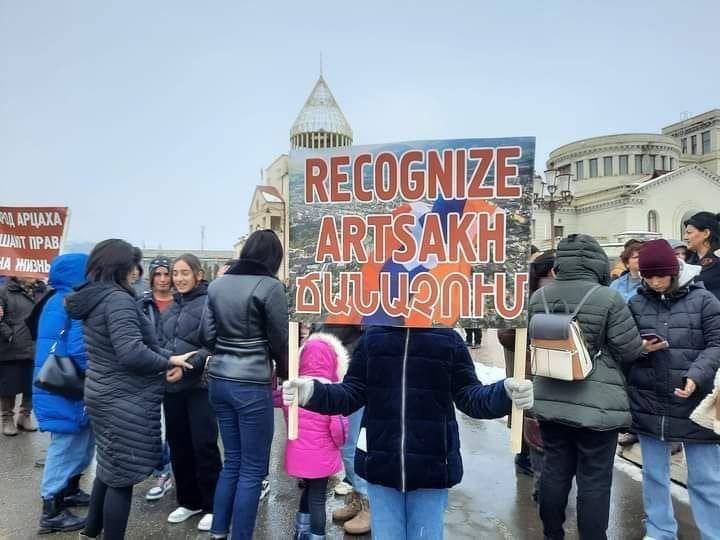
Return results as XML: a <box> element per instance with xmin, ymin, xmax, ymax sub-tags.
<box><xmin>639</xmin><ymin>239</ymin><xmax>679</xmax><ymax>278</ymax></box>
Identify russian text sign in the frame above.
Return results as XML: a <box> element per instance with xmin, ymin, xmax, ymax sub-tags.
<box><xmin>0</xmin><ymin>206</ymin><xmax>70</xmax><ymax>278</ymax></box>
<box><xmin>288</xmin><ymin>138</ymin><xmax>534</xmax><ymax>328</ymax></box>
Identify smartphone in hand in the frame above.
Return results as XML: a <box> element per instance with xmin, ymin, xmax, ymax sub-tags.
<box><xmin>641</xmin><ymin>332</ymin><xmax>669</xmax><ymax>348</ymax></box>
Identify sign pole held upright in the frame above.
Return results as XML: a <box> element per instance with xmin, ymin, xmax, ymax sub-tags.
<box><xmin>510</xmin><ymin>327</ymin><xmax>528</xmax><ymax>454</ymax></box>
<box><xmin>288</xmin><ymin>321</ymin><xmax>300</xmax><ymax>440</ymax></box>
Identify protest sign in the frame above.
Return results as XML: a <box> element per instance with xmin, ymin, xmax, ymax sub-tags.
<box><xmin>288</xmin><ymin>138</ymin><xmax>534</xmax><ymax>329</ymax></box>
<box><xmin>0</xmin><ymin>206</ymin><xmax>70</xmax><ymax>279</ymax></box>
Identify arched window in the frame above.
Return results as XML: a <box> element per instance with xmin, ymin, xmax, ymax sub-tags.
<box><xmin>647</xmin><ymin>210</ymin><xmax>658</xmax><ymax>233</ymax></box>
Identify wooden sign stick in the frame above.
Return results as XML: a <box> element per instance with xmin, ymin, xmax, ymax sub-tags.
<box><xmin>510</xmin><ymin>327</ymin><xmax>528</xmax><ymax>454</ymax></box>
<box><xmin>288</xmin><ymin>321</ymin><xmax>300</xmax><ymax>440</ymax></box>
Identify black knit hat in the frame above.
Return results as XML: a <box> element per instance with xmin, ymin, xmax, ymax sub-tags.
<box><xmin>684</xmin><ymin>212</ymin><xmax>720</xmax><ymax>237</ymax></box>
<box><xmin>148</xmin><ymin>256</ymin><xmax>171</xmax><ymax>277</ymax></box>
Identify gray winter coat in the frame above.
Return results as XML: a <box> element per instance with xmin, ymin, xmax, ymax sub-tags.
<box><xmin>66</xmin><ymin>282</ymin><xmax>170</xmax><ymax>487</ymax></box>
<box><xmin>529</xmin><ymin>234</ymin><xmax>644</xmax><ymax>431</ymax></box>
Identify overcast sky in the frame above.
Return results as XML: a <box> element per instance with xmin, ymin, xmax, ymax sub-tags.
<box><xmin>2</xmin><ymin>1</ymin><xmax>718</xmax><ymax>250</ymax></box>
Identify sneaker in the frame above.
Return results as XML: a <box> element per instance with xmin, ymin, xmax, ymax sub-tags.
<box><xmin>334</xmin><ymin>479</ymin><xmax>353</xmax><ymax>496</ymax></box>
<box><xmin>146</xmin><ymin>475</ymin><xmax>172</xmax><ymax>501</ymax></box>
<box><xmin>197</xmin><ymin>513</ymin><xmax>213</xmax><ymax>531</ymax></box>
<box><xmin>167</xmin><ymin>507</ymin><xmax>202</xmax><ymax>523</ymax></box>
<box><xmin>259</xmin><ymin>479</ymin><xmax>270</xmax><ymax>500</ymax></box>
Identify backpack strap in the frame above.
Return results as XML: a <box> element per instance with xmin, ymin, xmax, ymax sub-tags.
<box><xmin>539</xmin><ymin>288</ymin><xmax>550</xmax><ymax>314</ymax></box>
<box><xmin>570</xmin><ymin>284</ymin><xmax>602</xmax><ymax>319</ymax></box>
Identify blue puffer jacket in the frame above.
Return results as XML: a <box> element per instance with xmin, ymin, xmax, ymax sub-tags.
<box><xmin>32</xmin><ymin>253</ymin><xmax>90</xmax><ymax>434</ymax></box>
<box><xmin>305</xmin><ymin>326</ymin><xmax>511</xmax><ymax>492</ymax></box>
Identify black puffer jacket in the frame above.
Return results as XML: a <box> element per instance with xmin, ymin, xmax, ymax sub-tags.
<box><xmin>158</xmin><ymin>282</ymin><xmax>209</xmax><ymax>393</ymax></box>
<box><xmin>66</xmin><ymin>282</ymin><xmax>170</xmax><ymax>487</ymax></box>
<box><xmin>628</xmin><ymin>281</ymin><xmax>720</xmax><ymax>442</ymax></box>
<box><xmin>688</xmin><ymin>251</ymin><xmax>720</xmax><ymax>301</ymax></box>
<box><xmin>203</xmin><ymin>259</ymin><xmax>288</xmax><ymax>382</ymax></box>
<box><xmin>0</xmin><ymin>278</ymin><xmax>36</xmax><ymax>362</ymax></box>
<box><xmin>306</xmin><ymin>326</ymin><xmax>511</xmax><ymax>492</ymax></box>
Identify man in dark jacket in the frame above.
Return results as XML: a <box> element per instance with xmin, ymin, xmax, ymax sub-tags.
<box><xmin>0</xmin><ymin>276</ymin><xmax>38</xmax><ymax>435</ymax></box>
<box><xmin>528</xmin><ymin>234</ymin><xmax>644</xmax><ymax>540</ymax></box>
<box><xmin>283</xmin><ymin>326</ymin><xmax>533</xmax><ymax>539</ymax></box>
<box><xmin>628</xmin><ymin>239</ymin><xmax>720</xmax><ymax>539</ymax></box>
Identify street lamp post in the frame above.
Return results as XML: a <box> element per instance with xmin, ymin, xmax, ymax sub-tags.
<box><xmin>534</xmin><ymin>170</ymin><xmax>575</xmax><ymax>249</ymax></box>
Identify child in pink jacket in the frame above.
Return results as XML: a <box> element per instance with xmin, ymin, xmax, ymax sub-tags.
<box><xmin>284</xmin><ymin>331</ymin><xmax>349</xmax><ymax>539</ymax></box>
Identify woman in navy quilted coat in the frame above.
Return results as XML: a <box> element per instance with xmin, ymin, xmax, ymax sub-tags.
<box><xmin>65</xmin><ymin>239</ymin><xmax>196</xmax><ymax>540</ymax></box>
<box><xmin>627</xmin><ymin>239</ymin><xmax>720</xmax><ymax>539</ymax></box>
<box><xmin>158</xmin><ymin>254</ymin><xmax>221</xmax><ymax>531</ymax></box>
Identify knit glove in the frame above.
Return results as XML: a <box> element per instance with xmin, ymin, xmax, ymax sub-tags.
<box><xmin>282</xmin><ymin>378</ymin><xmax>315</xmax><ymax>407</ymax></box>
<box><xmin>504</xmin><ymin>378</ymin><xmax>534</xmax><ymax>410</ymax></box>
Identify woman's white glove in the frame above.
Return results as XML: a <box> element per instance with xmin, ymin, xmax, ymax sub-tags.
<box><xmin>504</xmin><ymin>378</ymin><xmax>534</xmax><ymax>410</ymax></box>
<box><xmin>282</xmin><ymin>379</ymin><xmax>315</xmax><ymax>407</ymax></box>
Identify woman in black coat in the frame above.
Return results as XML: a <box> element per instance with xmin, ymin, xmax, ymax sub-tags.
<box><xmin>66</xmin><ymin>239</ymin><xmax>195</xmax><ymax>540</ymax></box>
<box><xmin>159</xmin><ymin>254</ymin><xmax>221</xmax><ymax>531</ymax></box>
<box><xmin>627</xmin><ymin>239</ymin><xmax>720</xmax><ymax>539</ymax></box>
<box><xmin>202</xmin><ymin>230</ymin><xmax>289</xmax><ymax>540</ymax></box>
<box><xmin>684</xmin><ymin>211</ymin><xmax>720</xmax><ymax>300</ymax></box>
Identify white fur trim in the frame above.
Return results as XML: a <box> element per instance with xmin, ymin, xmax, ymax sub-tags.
<box><xmin>690</xmin><ymin>369</ymin><xmax>720</xmax><ymax>434</ymax></box>
<box><xmin>299</xmin><ymin>332</ymin><xmax>350</xmax><ymax>381</ymax></box>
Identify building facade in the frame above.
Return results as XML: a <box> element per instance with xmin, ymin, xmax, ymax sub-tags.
<box><xmin>533</xmin><ymin>109</ymin><xmax>720</xmax><ymax>256</ymax></box>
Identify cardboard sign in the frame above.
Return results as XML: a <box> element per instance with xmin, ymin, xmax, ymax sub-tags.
<box><xmin>0</xmin><ymin>206</ymin><xmax>70</xmax><ymax>279</ymax></box>
<box><xmin>288</xmin><ymin>138</ymin><xmax>534</xmax><ymax>328</ymax></box>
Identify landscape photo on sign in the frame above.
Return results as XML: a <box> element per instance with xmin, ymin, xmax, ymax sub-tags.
<box><xmin>288</xmin><ymin>138</ymin><xmax>534</xmax><ymax>329</ymax></box>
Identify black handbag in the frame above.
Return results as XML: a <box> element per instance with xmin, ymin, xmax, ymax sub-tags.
<box><xmin>34</xmin><ymin>318</ymin><xmax>84</xmax><ymax>401</ymax></box>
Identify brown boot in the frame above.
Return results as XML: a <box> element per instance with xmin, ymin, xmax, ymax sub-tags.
<box><xmin>1</xmin><ymin>397</ymin><xmax>17</xmax><ymax>436</ymax></box>
<box><xmin>332</xmin><ymin>490</ymin><xmax>362</xmax><ymax>522</ymax></box>
<box><xmin>17</xmin><ymin>408</ymin><xmax>37</xmax><ymax>432</ymax></box>
<box><xmin>343</xmin><ymin>496</ymin><xmax>370</xmax><ymax>535</ymax></box>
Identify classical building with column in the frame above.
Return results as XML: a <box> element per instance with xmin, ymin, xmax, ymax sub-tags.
<box><xmin>237</xmin><ymin>73</ymin><xmax>353</xmax><ymax>282</ymax></box>
<box><xmin>533</xmin><ymin>109</ymin><xmax>720</xmax><ymax>255</ymax></box>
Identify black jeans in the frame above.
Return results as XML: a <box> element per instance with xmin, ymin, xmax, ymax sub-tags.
<box><xmin>83</xmin><ymin>478</ymin><xmax>133</xmax><ymax>540</ymax></box>
<box><xmin>299</xmin><ymin>477</ymin><xmax>329</xmax><ymax>535</ymax></box>
<box><xmin>164</xmin><ymin>387</ymin><xmax>222</xmax><ymax>512</ymax></box>
<box><xmin>539</xmin><ymin>421</ymin><xmax>619</xmax><ymax>540</ymax></box>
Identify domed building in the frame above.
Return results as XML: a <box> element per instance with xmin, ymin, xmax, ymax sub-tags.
<box><xmin>533</xmin><ymin>109</ymin><xmax>720</xmax><ymax>255</ymax></box>
<box><xmin>239</xmin><ymin>73</ymin><xmax>354</xmax><ymax>281</ymax></box>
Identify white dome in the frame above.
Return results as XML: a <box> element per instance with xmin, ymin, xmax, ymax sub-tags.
<box><xmin>290</xmin><ymin>76</ymin><xmax>353</xmax><ymax>141</ymax></box>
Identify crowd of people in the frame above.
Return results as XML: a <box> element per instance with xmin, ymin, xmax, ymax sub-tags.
<box><xmin>1</xmin><ymin>211</ymin><xmax>720</xmax><ymax>539</ymax></box>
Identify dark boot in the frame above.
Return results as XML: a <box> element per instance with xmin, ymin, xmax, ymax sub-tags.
<box><xmin>61</xmin><ymin>475</ymin><xmax>91</xmax><ymax>507</ymax></box>
<box><xmin>38</xmin><ymin>495</ymin><xmax>86</xmax><ymax>534</ymax></box>
<box><xmin>294</xmin><ymin>512</ymin><xmax>311</xmax><ymax>539</ymax></box>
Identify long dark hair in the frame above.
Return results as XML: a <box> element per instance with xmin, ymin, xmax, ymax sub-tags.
<box><xmin>86</xmin><ymin>239</ymin><xmax>140</xmax><ymax>294</ymax></box>
<box><xmin>239</xmin><ymin>229</ymin><xmax>284</xmax><ymax>276</ymax></box>
<box><xmin>172</xmin><ymin>253</ymin><xmax>204</xmax><ymax>288</ymax></box>
<box><xmin>529</xmin><ymin>250</ymin><xmax>556</xmax><ymax>293</ymax></box>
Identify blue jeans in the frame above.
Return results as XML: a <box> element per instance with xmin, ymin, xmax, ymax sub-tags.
<box><xmin>639</xmin><ymin>435</ymin><xmax>720</xmax><ymax>540</ymax></box>
<box><xmin>367</xmin><ymin>483</ymin><xmax>448</xmax><ymax>539</ymax></box>
<box><xmin>342</xmin><ymin>407</ymin><xmax>367</xmax><ymax>496</ymax></box>
<box><xmin>209</xmin><ymin>379</ymin><xmax>273</xmax><ymax>540</ymax></box>
<box><xmin>41</xmin><ymin>425</ymin><xmax>95</xmax><ymax>499</ymax></box>
<box><xmin>152</xmin><ymin>441</ymin><xmax>171</xmax><ymax>477</ymax></box>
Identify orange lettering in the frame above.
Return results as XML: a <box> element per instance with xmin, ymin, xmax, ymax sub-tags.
<box><xmin>329</xmin><ymin>156</ymin><xmax>351</xmax><ymax>202</ymax></box>
<box><xmin>496</xmin><ymin>147</ymin><xmax>522</xmax><ymax>198</ymax></box>
<box><xmin>305</xmin><ymin>158</ymin><xmax>328</xmax><ymax>203</ymax></box>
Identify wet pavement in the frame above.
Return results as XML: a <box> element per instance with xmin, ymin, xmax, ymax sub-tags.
<box><xmin>0</xmin><ymin>358</ymin><xmax>702</xmax><ymax>539</ymax></box>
